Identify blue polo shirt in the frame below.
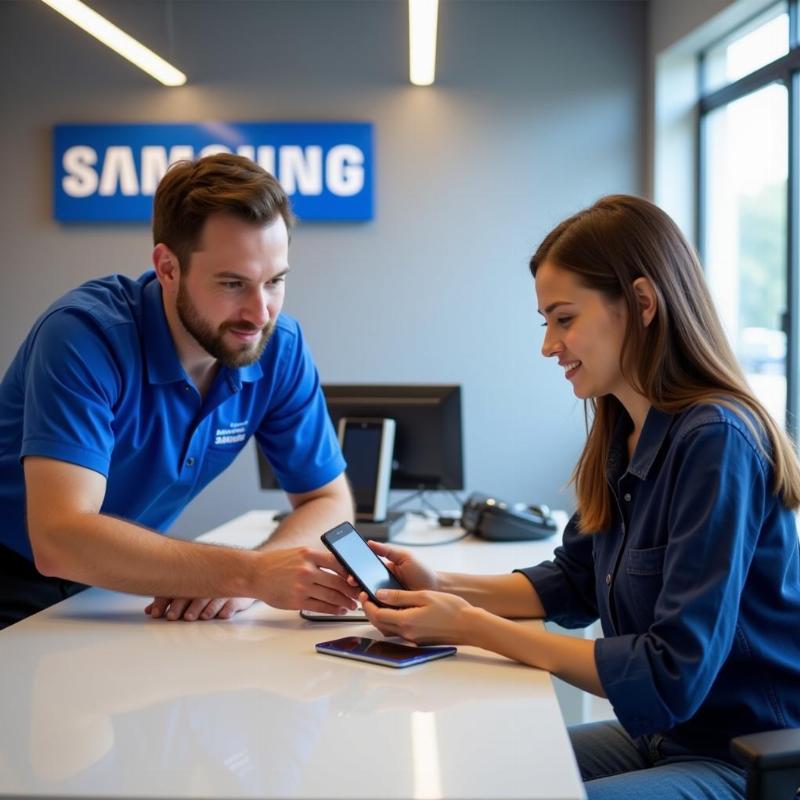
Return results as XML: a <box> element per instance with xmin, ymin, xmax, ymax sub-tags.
<box><xmin>0</xmin><ymin>272</ymin><xmax>345</xmax><ymax>561</ymax></box>
<box><xmin>519</xmin><ymin>403</ymin><xmax>800</xmax><ymax>761</ymax></box>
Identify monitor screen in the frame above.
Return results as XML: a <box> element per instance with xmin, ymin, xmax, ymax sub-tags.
<box><xmin>257</xmin><ymin>384</ymin><xmax>463</xmax><ymax>492</ymax></box>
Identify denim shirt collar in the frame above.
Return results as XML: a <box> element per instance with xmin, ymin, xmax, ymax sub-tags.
<box><xmin>607</xmin><ymin>405</ymin><xmax>676</xmax><ymax>484</ymax></box>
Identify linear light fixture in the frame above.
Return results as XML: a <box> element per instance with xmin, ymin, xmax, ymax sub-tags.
<box><xmin>40</xmin><ymin>0</ymin><xmax>187</xmax><ymax>87</ymax></box>
<box><xmin>409</xmin><ymin>0</ymin><xmax>439</xmax><ymax>86</ymax></box>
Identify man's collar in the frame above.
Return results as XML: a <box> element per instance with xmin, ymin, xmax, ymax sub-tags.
<box><xmin>142</xmin><ymin>277</ymin><xmax>186</xmax><ymax>385</ymax></box>
<box><xmin>224</xmin><ymin>359</ymin><xmax>263</xmax><ymax>388</ymax></box>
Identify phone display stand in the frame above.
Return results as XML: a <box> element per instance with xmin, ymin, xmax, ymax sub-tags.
<box><xmin>339</xmin><ymin>416</ymin><xmax>396</xmax><ymax>526</ymax></box>
<box><xmin>355</xmin><ymin>511</ymin><xmax>408</xmax><ymax>542</ymax></box>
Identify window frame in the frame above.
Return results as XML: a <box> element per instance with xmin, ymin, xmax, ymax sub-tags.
<box><xmin>697</xmin><ymin>1</ymin><xmax>800</xmax><ymax>437</ymax></box>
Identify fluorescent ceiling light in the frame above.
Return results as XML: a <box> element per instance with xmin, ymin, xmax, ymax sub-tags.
<box><xmin>409</xmin><ymin>0</ymin><xmax>438</xmax><ymax>86</ymax></box>
<box><xmin>40</xmin><ymin>0</ymin><xmax>187</xmax><ymax>87</ymax></box>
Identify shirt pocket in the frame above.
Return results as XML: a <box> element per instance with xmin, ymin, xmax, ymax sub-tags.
<box><xmin>626</xmin><ymin>545</ymin><xmax>667</xmax><ymax>576</ymax></box>
<box><xmin>197</xmin><ymin>444</ymin><xmax>245</xmax><ymax>489</ymax></box>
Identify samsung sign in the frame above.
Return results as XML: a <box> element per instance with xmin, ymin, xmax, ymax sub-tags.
<box><xmin>53</xmin><ymin>122</ymin><xmax>374</xmax><ymax>222</ymax></box>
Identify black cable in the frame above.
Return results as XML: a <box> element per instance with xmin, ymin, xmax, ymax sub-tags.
<box><xmin>393</xmin><ymin>530</ymin><xmax>472</xmax><ymax>547</ymax></box>
<box><xmin>445</xmin><ymin>488</ymin><xmax>465</xmax><ymax>508</ymax></box>
<box><xmin>420</xmin><ymin>494</ymin><xmax>443</xmax><ymax>515</ymax></box>
<box><xmin>387</xmin><ymin>489</ymin><xmax>425</xmax><ymax>512</ymax></box>
<box><xmin>388</xmin><ymin>487</ymin><xmax>464</xmax><ymax>516</ymax></box>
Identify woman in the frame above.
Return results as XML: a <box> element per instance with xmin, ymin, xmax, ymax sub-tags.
<box><xmin>360</xmin><ymin>195</ymin><xmax>800</xmax><ymax>800</ymax></box>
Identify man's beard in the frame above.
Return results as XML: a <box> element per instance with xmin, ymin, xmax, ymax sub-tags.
<box><xmin>176</xmin><ymin>280</ymin><xmax>274</xmax><ymax>368</ymax></box>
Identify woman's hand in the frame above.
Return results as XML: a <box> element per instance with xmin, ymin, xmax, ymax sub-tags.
<box><xmin>353</xmin><ymin>539</ymin><xmax>440</xmax><ymax>592</ymax></box>
<box><xmin>360</xmin><ymin>588</ymin><xmax>477</xmax><ymax>646</ymax></box>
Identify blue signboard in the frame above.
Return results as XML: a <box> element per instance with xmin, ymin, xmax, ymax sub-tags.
<box><xmin>53</xmin><ymin>122</ymin><xmax>374</xmax><ymax>222</ymax></box>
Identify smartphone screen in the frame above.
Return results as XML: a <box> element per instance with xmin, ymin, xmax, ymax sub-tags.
<box><xmin>321</xmin><ymin>522</ymin><xmax>405</xmax><ymax>605</ymax></box>
<box><xmin>316</xmin><ymin>636</ymin><xmax>456</xmax><ymax>668</ymax></box>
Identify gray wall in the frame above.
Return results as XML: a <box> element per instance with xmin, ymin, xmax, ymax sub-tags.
<box><xmin>0</xmin><ymin>0</ymin><xmax>645</xmax><ymax>537</ymax></box>
<box><xmin>649</xmin><ymin>0</ymin><xmax>736</xmax><ymax>54</ymax></box>
<box><xmin>648</xmin><ymin>0</ymin><xmax>770</xmax><ymax>56</ymax></box>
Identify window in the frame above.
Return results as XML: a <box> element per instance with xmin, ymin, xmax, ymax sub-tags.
<box><xmin>699</xmin><ymin>2</ymin><xmax>799</xmax><ymax>433</ymax></box>
<box><xmin>704</xmin><ymin>6</ymin><xmax>789</xmax><ymax>92</ymax></box>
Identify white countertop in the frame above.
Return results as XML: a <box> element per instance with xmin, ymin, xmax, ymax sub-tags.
<box><xmin>0</xmin><ymin>511</ymin><xmax>584</xmax><ymax>800</ymax></box>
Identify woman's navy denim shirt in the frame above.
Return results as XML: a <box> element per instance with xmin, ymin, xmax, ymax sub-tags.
<box><xmin>518</xmin><ymin>403</ymin><xmax>800</xmax><ymax>760</ymax></box>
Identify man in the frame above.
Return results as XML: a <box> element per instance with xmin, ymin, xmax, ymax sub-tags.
<box><xmin>0</xmin><ymin>153</ymin><xmax>357</xmax><ymax>629</ymax></box>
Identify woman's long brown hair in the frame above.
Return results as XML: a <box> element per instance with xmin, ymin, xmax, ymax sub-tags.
<box><xmin>530</xmin><ymin>195</ymin><xmax>800</xmax><ymax>532</ymax></box>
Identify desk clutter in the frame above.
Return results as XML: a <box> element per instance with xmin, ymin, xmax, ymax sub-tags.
<box><xmin>259</xmin><ymin>386</ymin><xmax>556</xmax><ymax>543</ymax></box>
<box><xmin>460</xmin><ymin>492</ymin><xmax>558</xmax><ymax>541</ymax></box>
<box><xmin>346</xmin><ymin>493</ymin><xmax>560</xmax><ymax>545</ymax></box>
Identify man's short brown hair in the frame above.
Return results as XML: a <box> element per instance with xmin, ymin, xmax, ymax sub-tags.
<box><xmin>152</xmin><ymin>153</ymin><xmax>295</xmax><ymax>270</ymax></box>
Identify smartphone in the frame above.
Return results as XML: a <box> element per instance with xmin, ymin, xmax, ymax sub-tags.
<box><xmin>315</xmin><ymin>636</ymin><xmax>456</xmax><ymax>668</ymax></box>
<box><xmin>299</xmin><ymin>607</ymin><xmax>368</xmax><ymax>622</ymax></box>
<box><xmin>321</xmin><ymin>521</ymin><xmax>406</xmax><ymax>607</ymax></box>
<box><xmin>338</xmin><ymin>417</ymin><xmax>395</xmax><ymax>522</ymax></box>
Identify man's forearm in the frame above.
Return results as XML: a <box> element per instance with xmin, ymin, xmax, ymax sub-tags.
<box><xmin>263</xmin><ymin>483</ymin><xmax>354</xmax><ymax>550</ymax></box>
<box><xmin>37</xmin><ymin>511</ymin><xmax>258</xmax><ymax>599</ymax></box>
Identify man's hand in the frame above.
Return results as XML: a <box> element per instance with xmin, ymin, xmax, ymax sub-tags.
<box><xmin>144</xmin><ymin>546</ymin><xmax>359</xmax><ymax>621</ymax></box>
<box><xmin>144</xmin><ymin>596</ymin><xmax>256</xmax><ymax>621</ymax></box>
<box><xmin>253</xmin><ymin>546</ymin><xmax>360</xmax><ymax>613</ymax></box>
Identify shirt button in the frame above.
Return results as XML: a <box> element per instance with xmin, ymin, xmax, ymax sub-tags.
<box><xmin>605</xmin><ymin>574</ymin><xmax>612</xmax><ymax>586</ymax></box>
<box><xmin>623</xmin><ymin>493</ymin><xmax>632</xmax><ymax>502</ymax></box>
<box><xmin>186</xmin><ymin>457</ymin><xmax>195</xmax><ymax>467</ymax></box>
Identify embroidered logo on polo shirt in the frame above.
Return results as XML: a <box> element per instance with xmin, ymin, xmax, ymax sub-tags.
<box><xmin>215</xmin><ymin>420</ymin><xmax>248</xmax><ymax>446</ymax></box>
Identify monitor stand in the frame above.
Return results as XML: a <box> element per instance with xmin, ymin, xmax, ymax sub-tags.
<box><xmin>356</xmin><ymin>511</ymin><xmax>408</xmax><ymax>542</ymax></box>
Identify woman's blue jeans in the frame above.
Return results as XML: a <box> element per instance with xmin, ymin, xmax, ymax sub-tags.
<box><xmin>568</xmin><ymin>720</ymin><xmax>747</xmax><ymax>799</ymax></box>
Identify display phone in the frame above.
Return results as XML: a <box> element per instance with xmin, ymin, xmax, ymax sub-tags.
<box><xmin>315</xmin><ymin>636</ymin><xmax>457</xmax><ymax>668</ymax></box>
<box><xmin>321</xmin><ymin>521</ymin><xmax>406</xmax><ymax>607</ymax></box>
<box><xmin>299</xmin><ymin>607</ymin><xmax>368</xmax><ymax>622</ymax></box>
<box><xmin>337</xmin><ymin>417</ymin><xmax>395</xmax><ymax>522</ymax></box>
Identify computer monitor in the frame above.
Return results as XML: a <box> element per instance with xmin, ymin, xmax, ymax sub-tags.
<box><xmin>257</xmin><ymin>384</ymin><xmax>464</xmax><ymax>492</ymax></box>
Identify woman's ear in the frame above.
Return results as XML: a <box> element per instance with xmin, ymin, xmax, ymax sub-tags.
<box><xmin>632</xmin><ymin>277</ymin><xmax>657</xmax><ymax>328</ymax></box>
